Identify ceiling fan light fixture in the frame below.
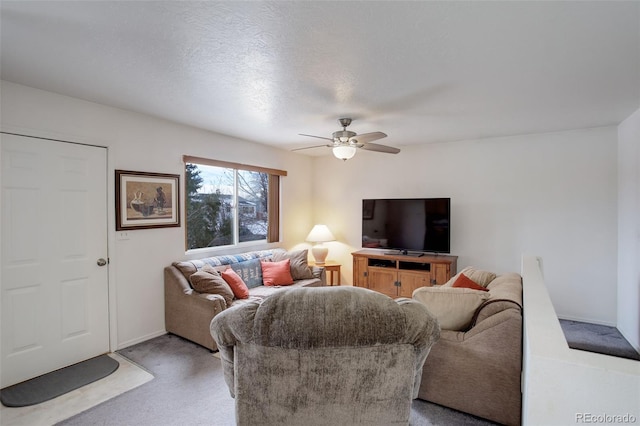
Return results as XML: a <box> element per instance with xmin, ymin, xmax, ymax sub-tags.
<box><xmin>296</xmin><ymin>117</ymin><xmax>398</xmax><ymax>158</ymax></box>
<box><xmin>332</xmin><ymin>145</ymin><xmax>357</xmax><ymax>161</ymax></box>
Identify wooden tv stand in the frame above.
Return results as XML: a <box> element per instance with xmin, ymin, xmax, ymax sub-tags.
<box><xmin>352</xmin><ymin>249</ymin><xmax>458</xmax><ymax>298</ymax></box>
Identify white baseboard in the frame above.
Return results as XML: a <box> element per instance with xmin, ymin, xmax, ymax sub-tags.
<box><xmin>117</xmin><ymin>330</ymin><xmax>167</xmax><ymax>351</ymax></box>
<box><xmin>556</xmin><ymin>314</ymin><xmax>617</xmax><ymax>328</ymax></box>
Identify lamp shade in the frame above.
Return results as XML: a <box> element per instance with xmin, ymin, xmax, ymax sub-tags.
<box><xmin>332</xmin><ymin>145</ymin><xmax>356</xmax><ymax>161</ymax></box>
<box><xmin>306</xmin><ymin>224</ymin><xmax>335</xmax><ymax>243</ymax></box>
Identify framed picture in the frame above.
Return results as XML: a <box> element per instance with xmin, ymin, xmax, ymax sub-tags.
<box><xmin>115</xmin><ymin>170</ymin><xmax>180</xmax><ymax>230</ymax></box>
<box><xmin>363</xmin><ymin>199</ymin><xmax>375</xmax><ymax>220</ymax></box>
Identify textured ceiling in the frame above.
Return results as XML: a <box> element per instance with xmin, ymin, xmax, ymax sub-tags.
<box><xmin>1</xmin><ymin>1</ymin><xmax>639</xmax><ymax>155</ymax></box>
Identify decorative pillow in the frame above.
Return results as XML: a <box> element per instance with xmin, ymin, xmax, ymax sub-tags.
<box><xmin>221</xmin><ymin>268</ymin><xmax>250</xmax><ymax>299</ymax></box>
<box><xmin>172</xmin><ymin>261</ymin><xmax>198</xmax><ymax>280</ymax></box>
<box><xmin>230</xmin><ymin>258</ymin><xmax>263</xmax><ymax>289</ymax></box>
<box><xmin>452</xmin><ymin>273</ymin><xmax>489</xmax><ymax>292</ymax></box>
<box><xmin>261</xmin><ymin>259</ymin><xmax>295</xmax><ymax>286</ymax></box>
<box><xmin>271</xmin><ymin>249</ymin><xmax>314</xmax><ymax>280</ymax></box>
<box><xmin>412</xmin><ymin>287</ymin><xmax>490</xmax><ymax>330</ymax></box>
<box><xmin>443</xmin><ymin>267</ymin><xmax>496</xmax><ymax>288</ymax></box>
<box><xmin>189</xmin><ymin>270</ymin><xmax>234</xmax><ymax>306</ymax></box>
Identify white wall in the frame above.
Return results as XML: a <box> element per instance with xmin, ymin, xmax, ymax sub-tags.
<box><xmin>0</xmin><ymin>81</ymin><xmax>316</xmax><ymax>349</ymax></box>
<box><xmin>1</xmin><ymin>79</ymin><xmax>630</xmax><ymax>341</ymax></box>
<box><xmin>618</xmin><ymin>107</ymin><xmax>640</xmax><ymax>351</ymax></box>
<box><xmin>521</xmin><ymin>255</ymin><xmax>639</xmax><ymax>426</ymax></box>
<box><xmin>312</xmin><ymin>127</ymin><xmax>619</xmax><ymax>325</ymax></box>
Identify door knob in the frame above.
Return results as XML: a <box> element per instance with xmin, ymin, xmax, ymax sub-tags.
<box><xmin>97</xmin><ymin>258</ymin><xmax>108</xmax><ymax>267</ymax></box>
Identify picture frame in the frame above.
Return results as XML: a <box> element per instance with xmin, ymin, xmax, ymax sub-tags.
<box><xmin>115</xmin><ymin>170</ymin><xmax>180</xmax><ymax>230</ymax></box>
<box><xmin>363</xmin><ymin>199</ymin><xmax>375</xmax><ymax>220</ymax></box>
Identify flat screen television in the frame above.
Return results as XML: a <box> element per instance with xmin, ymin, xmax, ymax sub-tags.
<box><xmin>362</xmin><ymin>198</ymin><xmax>450</xmax><ymax>254</ymax></box>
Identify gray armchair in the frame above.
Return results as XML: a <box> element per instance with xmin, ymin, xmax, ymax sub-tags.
<box><xmin>210</xmin><ymin>286</ymin><xmax>440</xmax><ymax>426</ymax></box>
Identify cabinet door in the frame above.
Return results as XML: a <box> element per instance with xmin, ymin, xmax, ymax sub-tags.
<box><xmin>398</xmin><ymin>270</ymin><xmax>431</xmax><ymax>298</ymax></box>
<box><xmin>353</xmin><ymin>257</ymin><xmax>368</xmax><ymax>288</ymax></box>
<box><xmin>368</xmin><ymin>267</ymin><xmax>398</xmax><ymax>298</ymax></box>
<box><xmin>432</xmin><ymin>263</ymin><xmax>451</xmax><ymax>285</ymax></box>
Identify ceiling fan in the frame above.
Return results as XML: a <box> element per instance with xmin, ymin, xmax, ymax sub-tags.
<box><xmin>294</xmin><ymin>118</ymin><xmax>400</xmax><ymax>161</ymax></box>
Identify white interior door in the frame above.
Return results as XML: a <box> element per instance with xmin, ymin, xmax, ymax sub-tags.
<box><xmin>1</xmin><ymin>133</ymin><xmax>109</xmax><ymax>388</ymax></box>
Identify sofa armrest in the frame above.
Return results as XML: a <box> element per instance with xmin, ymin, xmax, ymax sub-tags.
<box><xmin>419</xmin><ymin>306</ymin><xmax>522</xmax><ymax>426</ymax></box>
<box><xmin>312</xmin><ymin>266</ymin><xmax>327</xmax><ymax>285</ymax></box>
<box><xmin>463</xmin><ymin>306</ymin><xmax>522</xmax><ymax>341</ymax></box>
<box><xmin>210</xmin><ymin>299</ymin><xmax>263</xmax><ymax>396</ymax></box>
<box><xmin>164</xmin><ymin>266</ymin><xmax>226</xmax><ymax>351</ymax></box>
<box><xmin>196</xmin><ymin>292</ymin><xmax>228</xmax><ymax>305</ymax></box>
<box><xmin>472</xmin><ymin>298</ymin><xmax>522</xmax><ymax>325</ymax></box>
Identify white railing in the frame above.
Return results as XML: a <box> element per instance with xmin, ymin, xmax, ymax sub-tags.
<box><xmin>521</xmin><ymin>255</ymin><xmax>639</xmax><ymax>426</ymax></box>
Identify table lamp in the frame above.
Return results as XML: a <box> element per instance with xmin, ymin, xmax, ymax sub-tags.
<box><xmin>306</xmin><ymin>224</ymin><xmax>335</xmax><ymax>265</ymax></box>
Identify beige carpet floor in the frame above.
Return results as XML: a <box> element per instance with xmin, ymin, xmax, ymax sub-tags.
<box><xmin>57</xmin><ymin>334</ymin><xmax>496</xmax><ymax>426</ymax></box>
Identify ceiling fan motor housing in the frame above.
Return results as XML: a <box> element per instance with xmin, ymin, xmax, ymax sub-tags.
<box><xmin>332</xmin><ymin>130</ymin><xmax>356</xmax><ymax>143</ymax></box>
<box><xmin>338</xmin><ymin>118</ymin><xmax>352</xmax><ymax>128</ymax></box>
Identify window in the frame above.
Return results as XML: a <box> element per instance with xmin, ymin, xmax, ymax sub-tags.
<box><xmin>183</xmin><ymin>156</ymin><xmax>286</xmax><ymax>251</ymax></box>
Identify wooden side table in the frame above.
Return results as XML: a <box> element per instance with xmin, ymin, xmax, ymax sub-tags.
<box><xmin>311</xmin><ymin>261</ymin><xmax>341</xmax><ymax>286</ymax></box>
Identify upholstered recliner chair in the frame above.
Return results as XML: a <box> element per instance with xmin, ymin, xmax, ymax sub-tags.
<box><xmin>210</xmin><ymin>286</ymin><xmax>440</xmax><ymax>426</ymax></box>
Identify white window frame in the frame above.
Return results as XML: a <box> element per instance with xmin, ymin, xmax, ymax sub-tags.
<box><xmin>183</xmin><ymin>155</ymin><xmax>286</xmax><ymax>253</ymax></box>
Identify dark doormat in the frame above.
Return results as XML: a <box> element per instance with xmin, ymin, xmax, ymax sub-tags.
<box><xmin>0</xmin><ymin>354</ymin><xmax>119</xmax><ymax>407</ymax></box>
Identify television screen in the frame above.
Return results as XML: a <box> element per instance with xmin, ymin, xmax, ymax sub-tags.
<box><xmin>362</xmin><ymin>198</ymin><xmax>450</xmax><ymax>254</ymax></box>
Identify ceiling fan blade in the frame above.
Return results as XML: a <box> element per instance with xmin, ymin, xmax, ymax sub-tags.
<box><xmin>360</xmin><ymin>142</ymin><xmax>400</xmax><ymax>154</ymax></box>
<box><xmin>299</xmin><ymin>133</ymin><xmax>334</xmax><ymax>142</ymax></box>
<box><xmin>292</xmin><ymin>144</ymin><xmax>332</xmax><ymax>152</ymax></box>
<box><xmin>350</xmin><ymin>131</ymin><xmax>387</xmax><ymax>144</ymax></box>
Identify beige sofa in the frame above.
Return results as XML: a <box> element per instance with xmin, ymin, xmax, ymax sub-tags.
<box><xmin>164</xmin><ymin>248</ymin><xmax>326</xmax><ymax>351</ymax></box>
<box><xmin>414</xmin><ymin>269</ymin><xmax>523</xmax><ymax>426</ymax></box>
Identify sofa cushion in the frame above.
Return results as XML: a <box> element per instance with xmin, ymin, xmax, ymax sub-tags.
<box><xmin>443</xmin><ymin>267</ymin><xmax>496</xmax><ymax>288</ymax></box>
<box><xmin>221</xmin><ymin>268</ymin><xmax>250</xmax><ymax>299</ymax></box>
<box><xmin>172</xmin><ymin>261</ymin><xmax>198</xmax><ymax>280</ymax></box>
<box><xmin>271</xmin><ymin>249</ymin><xmax>314</xmax><ymax>280</ymax></box>
<box><xmin>238</xmin><ymin>278</ymin><xmax>322</xmax><ymax>302</ymax></box>
<box><xmin>412</xmin><ymin>287</ymin><xmax>490</xmax><ymax>331</ymax></box>
<box><xmin>261</xmin><ymin>259</ymin><xmax>294</xmax><ymax>286</ymax></box>
<box><xmin>452</xmin><ymin>273</ymin><xmax>489</xmax><ymax>292</ymax></box>
<box><xmin>485</xmin><ymin>273</ymin><xmax>523</xmax><ymax>305</ymax></box>
<box><xmin>189</xmin><ymin>269</ymin><xmax>234</xmax><ymax>306</ymax></box>
<box><xmin>230</xmin><ymin>258</ymin><xmax>264</xmax><ymax>289</ymax></box>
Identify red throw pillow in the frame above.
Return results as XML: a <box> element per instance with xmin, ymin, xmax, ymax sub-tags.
<box><xmin>261</xmin><ymin>259</ymin><xmax>294</xmax><ymax>286</ymax></box>
<box><xmin>452</xmin><ymin>273</ymin><xmax>489</xmax><ymax>292</ymax></box>
<box><xmin>221</xmin><ymin>268</ymin><xmax>250</xmax><ymax>299</ymax></box>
